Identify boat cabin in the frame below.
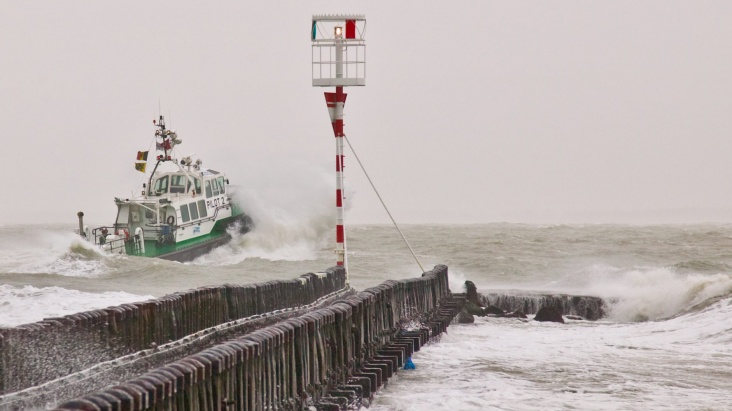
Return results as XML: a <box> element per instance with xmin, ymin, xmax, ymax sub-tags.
<box><xmin>99</xmin><ymin>167</ymin><xmax>235</xmax><ymax>257</ymax></box>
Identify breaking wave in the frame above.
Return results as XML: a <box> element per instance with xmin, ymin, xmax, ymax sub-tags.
<box><xmin>0</xmin><ymin>227</ymin><xmax>111</xmax><ymax>277</ymax></box>
<box><xmin>579</xmin><ymin>265</ymin><xmax>732</xmax><ymax>322</ymax></box>
<box><xmin>194</xmin><ymin>162</ymin><xmax>336</xmax><ymax>264</ymax></box>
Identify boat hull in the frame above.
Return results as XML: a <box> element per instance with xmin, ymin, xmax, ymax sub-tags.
<box><xmin>120</xmin><ymin>212</ymin><xmax>253</xmax><ymax>262</ymax></box>
<box><xmin>157</xmin><ymin>233</ymin><xmax>233</xmax><ymax>262</ymax></box>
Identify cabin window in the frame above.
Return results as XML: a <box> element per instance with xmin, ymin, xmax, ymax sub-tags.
<box><xmin>212</xmin><ymin>179</ymin><xmax>221</xmax><ymax>196</ymax></box>
<box><xmin>115</xmin><ymin>204</ymin><xmax>130</xmax><ymax>225</ymax></box>
<box><xmin>189</xmin><ymin>202</ymin><xmax>200</xmax><ymax>220</ymax></box>
<box><xmin>186</xmin><ymin>178</ymin><xmax>202</xmax><ymax>195</ymax></box>
<box><xmin>169</xmin><ymin>175</ymin><xmax>186</xmax><ymax>193</ymax></box>
<box><xmin>217</xmin><ymin>177</ymin><xmax>226</xmax><ymax>194</ymax></box>
<box><xmin>205</xmin><ymin>180</ymin><xmax>213</xmax><ymax>198</ymax></box>
<box><xmin>180</xmin><ymin>204</ymin><xmax>190</xmax><ymax>223</ymax></box>
<box><xmin>152</xmin><ymin>176</ymin><xmax>169</xmax><ymax>195</ymax></box>
<box><xmin>198</xmin><ymin>200</ymin><xmax>207</xmax><ymax>218</ymax></box>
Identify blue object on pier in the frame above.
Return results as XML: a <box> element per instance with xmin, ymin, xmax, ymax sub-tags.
<box><xmin>404</xmin><ymin>357</ymin><xmax>416</xmax><ymax>370</ymax></box>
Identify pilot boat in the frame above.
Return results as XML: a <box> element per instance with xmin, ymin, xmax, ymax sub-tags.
<box><xmin>77</xmin><ymin>115</ymin><xmax>252</xmax><ymax>262</ymax></box>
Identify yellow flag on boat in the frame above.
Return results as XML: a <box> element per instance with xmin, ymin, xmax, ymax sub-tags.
<box><xmin>136</xmin><ymin>150</ymin><xmax>149</xmax><ymax>161</ymax></box>
<box><xmin>134</xmin><ymin>162</ymin><xmax>146</xmax><ymax>173</ymax></box>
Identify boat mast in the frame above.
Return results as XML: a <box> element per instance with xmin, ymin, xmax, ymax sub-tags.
<box><xmin>311</xmin><ymin>15</ymin><xmax>366</xmax><ymax>283</ymax></box>
<box><xmin>147</xmin><ymin>115</ymin><xmax>181</xmax><ymax>195</ymax></box>
<box><xmin>147</xmin><ymin>116</ymin><xmax>166</xmax><ymax>193</ymax></box>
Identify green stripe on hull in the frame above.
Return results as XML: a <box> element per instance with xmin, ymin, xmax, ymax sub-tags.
<box><xmin>132</xmin><ymin>231</ymin><xmax>231</xmax><ymax>259</ymax></box>
<box><xmin>126</xmin><ymin>210</ymin><xmax>250</xmax><ymax>260</ymax></box>
<box><xmin>211</xmin><ymin>213</ymin><xmax>242</xmax><ymax>233</ymax></box>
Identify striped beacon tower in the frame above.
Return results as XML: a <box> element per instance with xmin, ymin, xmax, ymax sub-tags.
<box><xmin>311</xmin><ymin>15</ymin><xmax>366</xmax><ymax>280</ymax></box>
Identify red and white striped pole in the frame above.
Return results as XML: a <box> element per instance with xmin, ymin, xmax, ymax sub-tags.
<box><xmin>325</xmin><ymin>87</ymin><xmax>348</xmax><ymax>270</ymax></box>
<box><xmin>312</xmin><ymin>17</ymin><xmax>364</xmax><ymax>281</ymax></box>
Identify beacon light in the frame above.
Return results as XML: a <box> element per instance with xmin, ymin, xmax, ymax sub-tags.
<box><xmin>334</xmin><ymin>26</ymin><xmax>343</xmax><ymax>38</ymax></box>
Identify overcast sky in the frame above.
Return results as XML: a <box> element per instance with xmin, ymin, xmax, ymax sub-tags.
<box><xmin>2</xmin><ymin>1</ymin><xmax>732</xmax><ymax>225</ymax></box>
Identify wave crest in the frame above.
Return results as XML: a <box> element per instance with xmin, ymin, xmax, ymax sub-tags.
<box><xmin>193</xmin><ymin>163</ymin><xmax>336</xmax><ymax>264</ymax></box>
<box><xmin>1</xmin><ymin>228</ymin><xmax>112</xmax><ymax>277</ymax></box>
<box><xmin>582</xmin><ymin>266</ymin><xmax>732</xmax><ymax>322</ymax></box>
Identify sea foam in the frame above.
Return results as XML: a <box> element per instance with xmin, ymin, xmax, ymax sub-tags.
<box><xmin>194</xmin><ymin>163</ymin><xmax>336</xmax><ymax>264</ymax></box>
<box><xmin>0</xmin><ymin>227</ymin><xmax>111</xmax><ymax>277</ymax></box>
<box><xmin>0</xmin><ymin>284</ymin><xmax>153</xmax><ymax>327</ymax></box>
<box><xmin>580</xmin><ymin>265</ymin><xmax>732</xmax><ymax>322</ymax></box>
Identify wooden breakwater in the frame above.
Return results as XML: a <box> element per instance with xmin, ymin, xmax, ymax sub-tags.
<box><xmin>1</xmin><ymin>265</ymin><xmax>460</xmax><ymax>410</ymax></box>
<box><xmin>0</xmin><ymin>267</ymin><xmax>348</xmax><ymax>404</ymax></box>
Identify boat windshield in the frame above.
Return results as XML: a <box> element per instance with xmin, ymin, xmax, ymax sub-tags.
<box><xmin>170</xmin><ymin>175</ymin><xmax>187</xmax><ymax>193</ymax></box>
<box><xmin>151</xmin><ymin>176</ymin><xmax>169</xmax><ymax>195</ymax></box>
<box><xmin>186</xmin><ymin>177</ymin><xmax>202</xmax><ymax>195</ymax></box>
<box><xmin>150</xmin><ymin>174</ymin><xmax>202</xmax><ymax>196</ymax></box>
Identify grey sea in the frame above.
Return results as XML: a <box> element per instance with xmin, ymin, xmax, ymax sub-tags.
<box><xmin>1</xmin><ymin>223</ymin><xmax>732</xmax><ymax>410</ymax></box>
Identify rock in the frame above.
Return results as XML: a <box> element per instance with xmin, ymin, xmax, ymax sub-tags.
<box><xmin>482</xmin><ymin>293</ymin><xmax>606</xmax><ymax>320</ymax></box>
<box><xmin>457</xmin><ymin>309</ymin><xmax>475</xmax><ymax>324</ymax></box>
<box><xmin>464</xmin><ymin>300</ymin><xmax>486</xmax><ymax>317</ymax></box>
<box><xmin>499</xmin><ymin>310</ymin><xmax>527</xmax><ymax>319</ymax></box>
<box><xmin>565</xmin><ymin>315</ymin><xmax>585</xmax><ymax>321</ymax></box>
<box><xmin>484</xmin><ymin>305</ymin><xmax>504</xmax><ymax>315</ymax></box>
<box><xmin>534</xmin><ymin>307</ymin><xmax>565</xmax><ymax>323</ymax></box>
<box><xmin>465</xmin><ymin>281</ymin><xmax>483</xmax><ymax>307</ymax></box>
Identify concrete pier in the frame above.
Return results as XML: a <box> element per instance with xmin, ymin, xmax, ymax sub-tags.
<box><xmin>0</xmin><ymin>265</ymin><xmax>460</xmax><ymax>410</ymax></box>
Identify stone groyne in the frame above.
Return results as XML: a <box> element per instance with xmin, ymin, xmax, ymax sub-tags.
<box><xmin>1</xmin><ymin>265</ymin><xmax>460</xmax><ymax>410</ymax></box>
<box><xmin>480</xmin><ymin>291</ymin><xmax>605</xmax><ymax>320</ymax></box>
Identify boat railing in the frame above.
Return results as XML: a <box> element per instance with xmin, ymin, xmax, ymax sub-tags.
<box><xmin>143</xmin><ymin>224</ymin><xmax>177</xmax><ymax>245</ymax></box>
<box><xmin>91</xmin><ymin>226</ymin><xmax>145</xmax><ymax>256</ymax></box>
